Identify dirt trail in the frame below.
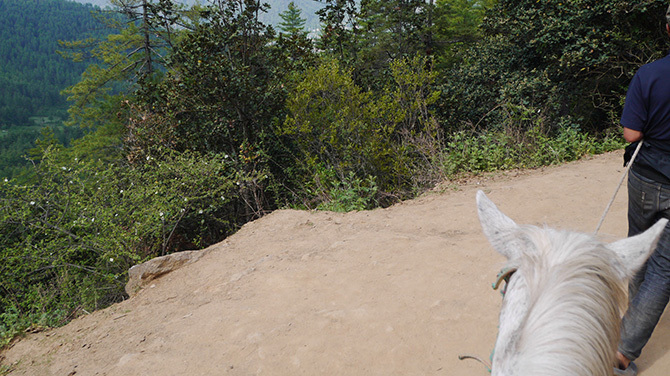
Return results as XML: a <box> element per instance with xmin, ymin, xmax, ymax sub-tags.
<box><xmin>3</xmin><ymin>151</ymin><xmax>670</xmax><ymax>375</ymax></box>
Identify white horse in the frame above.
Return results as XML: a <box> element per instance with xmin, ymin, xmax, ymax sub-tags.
<box><xmin>477</xmin><ymin>191</ymin><xmax>667</xmax><ymax>376</ymax></box>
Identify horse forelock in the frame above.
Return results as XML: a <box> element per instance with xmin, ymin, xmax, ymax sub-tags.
<box><xmin>493</xmin><ymin>226</ymin><xmax>625</xmax><ymax>376</ymax></box>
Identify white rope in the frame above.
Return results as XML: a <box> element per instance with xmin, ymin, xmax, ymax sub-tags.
<box><xmin>594</xmin><ymin>140</ymin><xmax>644</xmax><ymax>235</ymax></box>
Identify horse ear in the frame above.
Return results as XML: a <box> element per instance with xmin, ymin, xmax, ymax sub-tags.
<box><xmin>608</xmin><ymin>218</ymin><xmax>668</xmax><ymax>279</ymax></box>
<box><xmin>477</xmin><ymin>190</ymin><xmax>524</xmax><ymax>260</ymax></box>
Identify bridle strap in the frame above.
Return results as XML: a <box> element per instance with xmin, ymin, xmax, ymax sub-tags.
<box><xmin>492</xmin><ymin>267</ymin><xmax>517</xmax><ymax>296</ymax></box>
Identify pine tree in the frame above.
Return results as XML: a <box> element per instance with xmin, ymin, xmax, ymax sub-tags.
<box><xmin>59</xmin><ymin>0</ymin><xmax>185</xmax><ymax>129</ymax></box>
<box><xmin>432</xmin><ymin>0</ymin><xmax>493</xmax><ymax>68</ymax></box>
<box><xmin>276</xmin><ymin>1</ymin><xmax>314</xmax><ymax>72</ymax></box>
<box><xmin>278</xmin><ymin>2</ymin><xmax>307</xmax><ymax>37</ymax></box>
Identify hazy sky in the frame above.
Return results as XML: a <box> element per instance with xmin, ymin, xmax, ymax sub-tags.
<box><xmin>70</xmin><ymin>0</ymin><xmax>198</xmax><ymax>9</ymax></box>
<box><xmin>68</xmin><ymin>0</ymin><xmax>324</xmax><ymax>30</ymax></box>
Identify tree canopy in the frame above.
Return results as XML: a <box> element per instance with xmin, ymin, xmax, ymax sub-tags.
<box><xmin>0</xmin><ymin>0</ymin><xmax>107</xmax><ymax>126</ymax></box>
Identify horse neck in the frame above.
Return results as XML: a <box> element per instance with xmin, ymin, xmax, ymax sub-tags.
<box><xmin>492</xmin><ymin>229</ymin><xmax>625</xmax><ymax>376</ymax></box>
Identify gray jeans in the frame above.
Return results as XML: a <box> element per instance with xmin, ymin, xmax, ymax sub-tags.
<box><xmin>619</xmin><ymin>169</ymin><xmax>670</xmax><ymax>360</ymax></box>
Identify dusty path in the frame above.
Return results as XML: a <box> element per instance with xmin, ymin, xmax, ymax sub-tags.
<box><xmin>3</xmin><ymin>151</ymin><xmax>670</xmax><ymax>375</ymax></box>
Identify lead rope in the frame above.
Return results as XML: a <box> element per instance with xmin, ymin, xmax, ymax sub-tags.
<box><xmin>461</xmin><ymin>144</ymin><xmax>642</xmax><ymax>373</ymax></box>
<box><xmin>458</xmin><ymin>355</ymin><xmax>492</xmax><ymax>371</ymax></box>
<box><xmin>457</xmin><ymin>268</ymin><xmax>516</xmax><ymax>373</ymax></box>
<box><xmin>594</xmin><ymin>140</ymin><xmax>644</xmax><ymax>235</ymax></box>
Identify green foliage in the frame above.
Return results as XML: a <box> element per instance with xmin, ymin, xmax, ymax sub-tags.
<box><xmin>0</xmin><ymin>0</ymin><xmax>104</xmax><ymax>127</ymax></box>
<box><xmin>444</xmin><ymin>124</ymin><xmax>625</xmax><ymax>175</ymax></box>
<box><xmin>432</xmin><ymin>0</ymin><xmax>494</xmax><ymax>68</ymax></box>
<box><xmin>278</xmin><ymin>1</ymin><xmax>307</xmax><ymax>35</ymax></box>
<box><xmin>282</xmin><ymin>56</ymin><xmax>443</xmax><ymax>205</ymax></box>
<box><xmin>127</xmin><ymin>1</ymin><xmax>291</xmax><ymax>219</ymax></box>
<box><xmin>1</xmin><ymin>152</ymin><xmax>137</xmax><ymax>333</ymax></box>
<box><xmin>358</xmin><ymin>0</ymin><xmax>432</xmax><ymax>58</ymax></box>
<box><xmin>316</xmin><ymin>0</ymin><xmax>361</xmax><ymax>63</ymax></box>
<box><xmin>438</xmin><ymin>0</ymin><xmax>670</xmax><ymax>133</ymax></box>
<box><xmin>355</xmin><ymin>0</ymin><xmax>434</xmax><ymax>89</ymax></box>
<box><xmin>0</xmin><ymin>147</ymin><xmax>256</xmax><ymax>344</ymax></box>
<box><xmin>275</xmin><ymin>1</ymin><xmax>315</xmax><ymax>74</ymax></box>
<box><xmin>316</xmin><ymin>172</ymin><xmax>379</xmax><ymax>212</ymax></box>
<box><xmin>283</xmin><ymin>58</ymin><xmax>387</xmax><ymax>174</ymax></box>
<box><xmin>133</xmin><ymin>0</ymin><xmax>282</xmax><ymax>156</ymax></box>
<box><xmin>60</xmin><ymin>0</ymin><xmax>186</xmax><ymax>130</ymax></box>
<box><xmin>0</xmin><ymin>125</ymin><xmax>85</xmax><ymax>180</ymax></box>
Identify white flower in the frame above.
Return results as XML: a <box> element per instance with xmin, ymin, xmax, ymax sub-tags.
<box><xmin>30</xmin><ymin>201</ymin><xmax>35</xmax><ymax>205</ymax></box>
<box><xmin>146</xmin><ymin>156</ymin><xmax>150</xmax><ymax>160</ymax></box>
<box><xmin>3</xmin><ymin>178</ymin><xmax>7</xmax><ymax>182</ymax></box>
<box><xmin>109</xmin><ymin>258</ymin><xmax>114</xmax><ymax>262</ymax></box>
<box><xmin>120</xmin><ymin>190</ymin><xmax>124</xmax><ymax>194</ymax></box>
<box><xmin>198</xmin><ymin>209</ymin><xmax>203</xmax><ymax>214</ymax></box>
<box><xmin>221</xmin><ymin>196</ymin><xmax>225</xmax><ymax>200</ymax></box>
<box><xmin>91</xmin><ymin>218</ymin><xmax>95</xmax><ymax>222</ymax></box>
<box><xmin>61</xmin><ymin>166</ymin><xmax>67</xmax><ymax>170</ymax></box>
<box><xmin>159</xmin><ymin>212</ymin><xmax>164</xmax><ymax>217</ymax></box>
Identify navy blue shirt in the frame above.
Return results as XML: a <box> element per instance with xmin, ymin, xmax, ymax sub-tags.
<box><xmin>621</xmin><ymin>52</ymin><xmax>670</xmax><ymax>140</ymax></box>
<box><xmin>623</xmin><ymin>52</ymin><xmax>670</xmax><ymax>183</ymax></box>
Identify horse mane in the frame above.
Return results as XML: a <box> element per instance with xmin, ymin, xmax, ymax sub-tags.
<box><xmin>505</xmin><ymin>226</ymin><xmax>625</xmax><ymax>376</ymax></box>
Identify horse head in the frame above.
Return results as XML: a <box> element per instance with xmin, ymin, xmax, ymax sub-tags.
<box><xmin>476</xmin><ymin>190</ymin><xmax>666</xmax><ymax>376</ymax></box>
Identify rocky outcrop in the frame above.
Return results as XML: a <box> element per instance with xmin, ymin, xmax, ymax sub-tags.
<box><xmin>125</xmin><ymin>249</ymin><xmax>211</xmax><ymax>296</ymax></box>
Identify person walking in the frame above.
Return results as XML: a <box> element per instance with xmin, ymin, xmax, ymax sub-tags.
<box><xmin>615</xmin><ymin>5</ymin><xmax>670</xmax><ymax>376</ymax></box>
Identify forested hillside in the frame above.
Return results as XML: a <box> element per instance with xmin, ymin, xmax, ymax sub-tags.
<box><xmin>0</xmin><ymin>0</ymin><xmax>111</xmax><ymax>178</ymax></box>
<box><xmin>1</xmin><ymin>0</ymin><xmax>667</xmax><ymax>347</ymax></box>
<box><xmin>0</xmin><ymin>0</ymin><xmax>104</xmax><ymax>126</ymax></box>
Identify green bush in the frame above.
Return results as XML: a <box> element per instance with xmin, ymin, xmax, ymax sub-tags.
<box><xmin>316</xmin><ymin>172</ymin><xmax>379</xmax><ymax>212</ymax></box>
<box><xmin>0</xmin><ymin>147</ymin><xmax>260</xmax><ymax>344</ymax></box>
<box><xmin>444</xmin><ymin>124</ymin><xmax>625</xmax><ymax>175</ymax></box>
<box><xmin>282</xmin><ymin>56</ymin><xmax>443</xmax><ymax>206</ymax></box>
<box><xmin>437</xmin><ymin>0</ymin><xmax>669</xmax><ymax>134</ymax></box>
<box><xmin>282</xmin><ymin>58</ymin><xmax>397</xmax><ymax>184</ymax></box>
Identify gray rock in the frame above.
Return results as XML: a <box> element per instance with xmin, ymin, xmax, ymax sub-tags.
<box><xmin>125</xmin><ymin>249</ymin><xmax>211</xmax><ymax>296</ymax></box>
